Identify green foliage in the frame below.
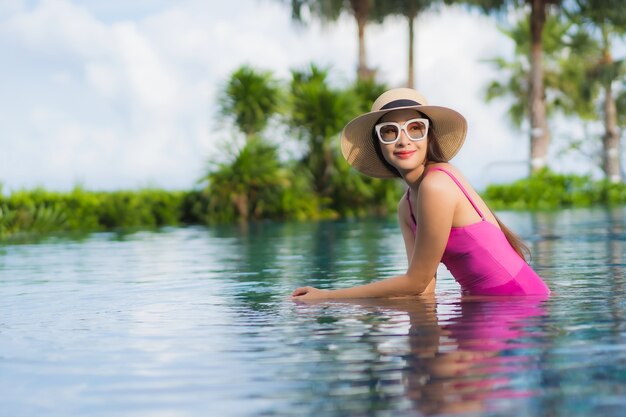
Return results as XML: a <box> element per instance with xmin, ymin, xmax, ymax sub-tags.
<box><xmin>280</xmin><ymin>164</ymin><xmax>332</xmax><ymax>220</ymax></box>
<box><xmin>0</xmin><ymin>188</ymin><xmax>186</xmax><ymax>240</ymax></box>
<box><xmin>329</xmin><ymin>153</ymin><xmax>401</xmax><ymax>217</ymax></box>
<box><xmin>616</xmin><ymin>89</ymin><xmax>626</xmax><ymax>126</ymax></box>
<box><xmin>203</xmin><ymin>138</ymin><xmax>284</xmax><ymax>222</ymax></box>
<box><xmin>371</xmin><ymin>0</ymin><xmax>440</xmax><ymax>21</ymax></box>
<box><xmin>204</xmin><ymin>63</ymin><xmax>399</xmax><ymax>224</ymax></box>
<box><xmin>483</xmin><ymin>168</ymin><xmax>626</xmax><ymax>209</ymax></box>
<box><xmin>571</xmin><ymin>0</ymin><xmax>626</xmax><ymax>29</ymax></box>
<box><xmin>218</xmin><ymin>65</ymin><xmax>282</xmax><ymax>139</ymax></box>
<box><xmin>287</xmin><ymin>64</ymin><xmax>359</xmax><ymax>195</ymax></box>
<box><xmin>288</xmin><ymin>0</ymin><xmax>344</xmax><ymax>23</ymax></box>
<box><xmin>202</xmin><ymin>138</ymin><xmax>323</xmax><ymax>222</ymax></box>
<box><xmin>484</xmin><ymin>12</ymin><xmax>596</xmax><ymax>128</ymax></box>
<box><xmin>95</xmin><ymin>189</ymin><xmax>184</xmax><ymax>228</ymax></box>
<box><xmin>351</xmin><ymin>77</ymin><xmax>388</xmax><ymax>113</ymax></box>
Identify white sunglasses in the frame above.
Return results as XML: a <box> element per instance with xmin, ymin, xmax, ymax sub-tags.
<box><xmin>375</xmin><ymin>118</ymin><xmax>429</xmax><ymax>144</ymax></box>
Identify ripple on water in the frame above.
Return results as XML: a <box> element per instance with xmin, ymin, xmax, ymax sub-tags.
<box><xmin>1</xmin><ymin>209</ymin><xmax>626</xmax><ymax>416</ymax></box>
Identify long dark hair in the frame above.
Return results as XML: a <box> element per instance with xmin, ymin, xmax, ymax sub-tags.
<box><xmin>373</xmin><ymin>127</ymin><xmax>530</xmax><ymax>261</ymax></box>
<box><xmin>491</xmin><ymin>212</ymin><xmax>531</xmax><ymax>261</ymax></box>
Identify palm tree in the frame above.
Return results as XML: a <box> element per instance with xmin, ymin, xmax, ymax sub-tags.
<box><xmin>448</xmin><ymin>0</ymin><xmax>560</xmax><ymax>173</ymax></box>
<box><xmin>204</xmin><ymin>139</ymin><xmax>288</xmax><ymax>221</ymax></box>
<box><xmin>373</xmin><ymin>0</ymin><xmax>440</xmax><ymax>88</ymax></box>
<box><xmin>484</xmin><ymin>13</ymin><xmax>592</xmax><ymax>130</ymax></box>
<box><xmin>567</xmin><ymin>0</ymin><xmax>626</xmax><ymax>183</ymax></box>
<box><xmin>286</xmin><ymin>0</ymin><xmax>379</xmax><ymax>80</ymax></box>
<box><xmin>209</xmin><ymin>66</ymin><xmax>287</xmax><ymax>221</ymax></box>
<box><xmin>287</xmin><ymin>64</ymin><xmax>359</xmax><ymax>195</ymax></box>
<box><xmin>332</xmin><ymin>78</ymin><xmax>402</xmax><ymax>216</ymax></box>
<box><xmin>218</xmin><ymin>65</ymin><xmax>282</xmax><ymax>142</ymax></box>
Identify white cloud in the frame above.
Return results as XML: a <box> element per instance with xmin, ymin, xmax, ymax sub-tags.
<box><xmin>111</xmin><ymin>21</ymin><xmax>180</xmax><ymax>111</ymax></box>
<box><xmin>0</xmin><ymin>0</ymin><xmax>594</xmax><ymax>193</ymax></box>
<box><xmin>4</xmin><ymin>0</ymin><xmax>108</xmax><ymax>57</ymax></box>
<box><xmin>85</xmin><ymin>62</ymin><xmax>119</xmax><ymax>98</ymax></box>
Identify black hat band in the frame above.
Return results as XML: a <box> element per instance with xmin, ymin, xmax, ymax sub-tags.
<box><xmin>380</xmin><ymin>99</ymin><xmax>421</xmax><ymax>110</ymax></box>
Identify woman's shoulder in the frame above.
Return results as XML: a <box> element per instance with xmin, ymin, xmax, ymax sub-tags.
<box><xmin>422</xmin><ymin>163</ymin><xmax>459</xmax><ymax>187</ymax></box>
<box><xmin>397</xmin><ymin>188</ymin><xmax>409</xmax><ymax>211</ymax></box>
<box><xmin>420</xmin><ymin>163</ymin><xmax>479</xmax><ymax>205</ymax></box>
<box><xmin>424</xmin><ymin>163</ymin><xmax>475</xmax><ymax>188</ymax></box>
<box><xmin>425</xmin><ymin>162</ymin><xmax>460</xmax><ymax>176</ymax></box>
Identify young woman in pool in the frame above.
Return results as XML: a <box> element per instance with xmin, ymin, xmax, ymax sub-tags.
<box><xmin>291</xmin><ymin>88</ymin><xmax>550</xmax><ymax>300</ymax></box>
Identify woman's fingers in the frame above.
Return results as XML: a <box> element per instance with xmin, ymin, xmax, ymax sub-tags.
<box><xmin>291</xmin><ymin>286</ymin><xmax>311</xmax><ymax>297</ymax></box>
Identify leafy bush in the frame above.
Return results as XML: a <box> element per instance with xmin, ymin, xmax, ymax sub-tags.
<box><xmin>483</xmin><ymin>169</ymin><xmax>626</xmax><ymax>209</ymax></box>
<box><xmin>0</xmin><ymin>187</ymin><xmax>186</xmax><ymax>240</ymax></box>
<box><xmin>201</xmin><ymin>138</ymin><xmax>326</xmax><ymax>223</ymax></box>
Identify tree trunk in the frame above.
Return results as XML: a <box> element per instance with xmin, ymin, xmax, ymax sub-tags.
<box><xmin>356</xmin><ymin>18</ymin><xmax>369</xmax><ymax>79</ymax></box>
<box><xmin>528</xmin><ymin>0</ymin><xmax>550</xmax><ymax>173</ymax></box>
<box><xmin>600</xmin><ymin>28</ymin><xmax>622</xmax><ymax>183</ymax></box>
<box><xmin>322</xmin><ymin>145</ymin><xmax>334</xmax><ymax>196</ymax></box>
<box><xmin>351</xmin><ymin>0</ymin><xmax>373</xmax><ymax>80</ymax></box>
<box><xmin>603</xmin><ymin>81</ymin><xmax>622</xmax><ymax>183</ymax></box>
<box><xmin>408</xmin><ymin>15</ymin><xmax>415</xmax><ymax>89</ymax></box>
<box><xmin>233</xmin><ymin>193</ymin><xmax>248</xmax><ymax>220</ymax></box>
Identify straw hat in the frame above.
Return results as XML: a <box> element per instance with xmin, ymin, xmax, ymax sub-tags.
<box><xmin>340</xmin><ymin>88</ymin><xmax>468</xmax><ymax>178</ymax></box>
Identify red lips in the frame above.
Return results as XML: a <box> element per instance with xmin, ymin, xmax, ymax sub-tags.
<box><xmin>394</xmin><ymin>150</ymin><xmax>416</xmax><ymax>159</ymax></box>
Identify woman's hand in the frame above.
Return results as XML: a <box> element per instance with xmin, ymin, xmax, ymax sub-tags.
<box><xmin>290</xmin><ymin>286</ymin><xmax>332</xmax><ymax>301</ymax></box>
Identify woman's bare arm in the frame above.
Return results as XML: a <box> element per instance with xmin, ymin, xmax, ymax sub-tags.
<box><xmin>398</xmin><ymin>193</ymin><xmax>437</xmax><ymax>294</ymax></box>
<box><xmin>292</xmin><ymin>173</ymin><xmax>456</xmax><ymax>300</ymax></box>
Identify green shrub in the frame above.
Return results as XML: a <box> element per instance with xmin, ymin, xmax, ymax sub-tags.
<box><xmin>483</xmin><ymin>169</ymin><xmax>626</xmax><ymax>209</ymax></box>
<box><xmin>0</xmin><ymin>187</ymin><xmax>186</xmax><ymax>240</ymax></box>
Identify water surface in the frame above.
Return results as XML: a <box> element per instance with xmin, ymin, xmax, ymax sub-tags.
<box><xmin>1</xmin><ymin>207</ymin><xmax>625</xmax><ymax>416</ymax></box>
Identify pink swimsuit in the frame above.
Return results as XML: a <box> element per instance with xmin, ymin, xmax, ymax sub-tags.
<box><xmin>407</xmin><ymin>168</ymin><xmax>550</xmax><ymax>296</ymax></box>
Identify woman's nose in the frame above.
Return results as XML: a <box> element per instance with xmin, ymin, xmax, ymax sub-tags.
<box><xmin>396</xmin><ymin>128</ymin><xmax>410</xmax><ymax>145</ymax></box>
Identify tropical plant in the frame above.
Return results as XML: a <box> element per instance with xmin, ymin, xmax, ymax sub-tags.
<box><xmin>218</xmin><ymin>65</ymin><xmax>282</xmax><ymax>141</ymax></box>
<box><xmin>202</xmin><ymin>138</ymin><xmax>288</xmax><ymax>222</ymax></box>
<box><xmin>372</xmin><ymin>0</ymin><xmax>441</xmax><ymax>88</ymax></box>
<box><xmin>339</xmin><ymin>78</ymin><xmax>403</xmax><ymax>215</ymax></box>
<box><xmin>484</xmin><ymin>168</ymin><xmax>626</xmax><ymax>209</ymax></box>
<box><xmin>448</xmin><ymin>0</ymin><xmax>560</xmax><ymax>173</ymax></box>
<box><xmin>286</xmin><ymin>0</ymin><xmax>382</xmax><ymax>80</ymax></box>
<box><xmin>484</xmin><ymin>13</ymin><xmax>595</xmax><ymax>126</ymax></box>
<box><xmin>95</xmin><ymin>190</ymin><xmax>184</xmax><ymax>229</ymax></box>
<box><xmin>0</xmin><ymin>188</ymin><xmax>187</xmax><ymax>240</ymax></box>
<box><xmin>564</xmin><ymin>0</ymin><xmax>626</xmax><ymax>183</ymax></box>
<box><xmin>351</xmin><ymin>77</ymin><xmax>389</xmax><ymax>112</ymax></box>
<box><xmin>201</xmin><ymin>136</ymin><xmax>325</xmax><ymax>223</ymax></box>
<box><xmin>287</xmin><ymin>64</ymin><xmax>359</xmax><ymax>196</ymax></box>
<box><xmin>329</xmin><ymin>153</ymin><xmax>402</xmax><ymax>216</ymax></box>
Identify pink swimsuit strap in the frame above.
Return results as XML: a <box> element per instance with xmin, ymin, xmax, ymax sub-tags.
<box><xmin>406</xmin><ymin>167</ymin><xmax>551</xmax><ymax>296</ymax></box>
<box><xmin>405</xmin><ymin>167</ymin><xmax>485</xmax><ymax>224</ymax></box>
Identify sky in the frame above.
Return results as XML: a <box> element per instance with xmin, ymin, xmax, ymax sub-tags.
<box><xmin>0</xmin><ymin>0</ymin><xmax>609</xmax><ymax>193</ymax></box>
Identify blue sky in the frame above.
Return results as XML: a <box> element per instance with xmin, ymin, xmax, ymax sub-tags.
<box><xmin>0</xmin><ymin>0</ymin><xmax>606</xmax><ymax>192</ymax></box>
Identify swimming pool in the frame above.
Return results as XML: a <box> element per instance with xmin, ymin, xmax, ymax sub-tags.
<box><xmin>1</xmin><ymin>207</ymin><xmax>625</xmax><ymax>416</ymax></box>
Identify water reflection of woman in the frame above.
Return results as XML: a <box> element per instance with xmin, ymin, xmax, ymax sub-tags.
<box><xmin>340</xmin><ymin>295</ymin><xmax>548</xmax><ymax>415</ymax></box>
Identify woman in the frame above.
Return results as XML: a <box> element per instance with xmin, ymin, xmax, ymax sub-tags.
<box><xmin>291</xmin><ymin>88</ymin><xmax>550</xmax><ymax>300</ymax></box>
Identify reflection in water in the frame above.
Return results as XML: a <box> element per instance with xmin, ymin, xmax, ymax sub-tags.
<box><xmin>529</xmin><ymin>210</ymin><xmax>559</xmax><ymax>272</ymax></box>
<box><xmin>306</xmin><ymin>295</ymin><xmax>548</xmax><ymax>416</ymax></box>
<box><xmin>605</xmin><ymin>208</ymin><xmax>625</xmax><ymax>346</ymax></box>
<box><xmin>407</xmin><ymin>296</ymin><xmax>547</xmax><ymax>415</ymax></box>
<box><xmin>2</xmin><ymin>207</ymin><xmax>626</xmax><ymax>417</ymax></box>
<box><xmin>211</xmin><ymin>219</ymin><xmax>404</xmax><ymax>312</ymax></box>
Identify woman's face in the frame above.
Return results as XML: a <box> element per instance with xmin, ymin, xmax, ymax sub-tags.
<box><xmin>377</xmin><ymin>109</ymin><xmax>429</xmax><ymax>174</ymax></box>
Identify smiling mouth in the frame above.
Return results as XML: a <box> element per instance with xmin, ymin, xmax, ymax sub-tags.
<box><xmin>394</xmin><ymin>150</ymin><xmax>416</xmax><ymax>159</ymax></box>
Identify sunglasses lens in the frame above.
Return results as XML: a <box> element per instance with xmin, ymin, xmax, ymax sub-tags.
<box><xmin>379</xmin><ymin>124</ymin><xmax>399</xmax><ymax>143</ymax></box>
<box><xmin>407</xmin><ymin>120</ymin><xmax>427</xmax><ymax>140</ymax></box>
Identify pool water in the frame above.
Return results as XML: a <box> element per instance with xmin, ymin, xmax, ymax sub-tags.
<box><xmin>1</xmin><ymin>207</ymin><xmax>625</xmax><ymax>416</ymax></box>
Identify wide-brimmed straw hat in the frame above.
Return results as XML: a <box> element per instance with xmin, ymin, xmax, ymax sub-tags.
<box><xmin>340</xmin><ymin>88</ymin><xmax>468</xmax><ymax>178</ymax></box>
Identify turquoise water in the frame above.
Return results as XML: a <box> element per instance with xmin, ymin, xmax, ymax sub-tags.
<box><xmin>1</xmin><ymin>207</ymin><xmax>625</xmax><ymax>416</ymax></box>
